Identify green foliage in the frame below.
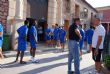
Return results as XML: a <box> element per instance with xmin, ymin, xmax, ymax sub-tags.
<box><xmin>104</xmin><ymin>55</ymin><xmax>110</xmax><ymax>70</ymax></box>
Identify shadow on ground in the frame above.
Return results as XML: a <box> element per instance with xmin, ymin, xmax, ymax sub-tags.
<box><xmin>2</xmin><ymin>53</ymin><xmax>68</xmax><ymax>70</ymax></box>
<box><xmin>20</xmin><ymin>62</ymin><xmax>67</xmax><ymax>74</ymax></box>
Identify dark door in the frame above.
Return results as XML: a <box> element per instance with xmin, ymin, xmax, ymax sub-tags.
<box><xmin>27</xmin><ymin>0</ymin><xmax>48</xmax><ymax>20</ymax></box>
<box><xmin>27</xmin><ymin>0</ymin><xmax>48</xmax><ymax>42</ymax></box>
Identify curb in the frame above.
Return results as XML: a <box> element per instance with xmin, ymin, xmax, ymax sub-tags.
<box><xmin>3</xmin><ymin>48</ymin><xmax>68</xmax><ymax>58</ymax></box>
<box><xmin>101</xmin><ymin>64</ymin><xmax>110</xmax><ymax>74</ymax></box>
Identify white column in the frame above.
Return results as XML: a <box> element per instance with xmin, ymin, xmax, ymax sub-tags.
<box><xmin>15</xmin><ymin>0</ymin><xmax>24</xmax><ymax>19</ymax></box>
<box><xmin>69</xmin><ymin>0</ymin><xmax>75</xmax><ymax>25</ymax></box>
<box><xmin>56</xmin><ymin>0</ymin><xmax>63</xmax><ymax>26</ymax></box>
<box><xmin>48</xmin><ymin>0</ymin><xmax>57</xmax><ymax>27</ymax></box>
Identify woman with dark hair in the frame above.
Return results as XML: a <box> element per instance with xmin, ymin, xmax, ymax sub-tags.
<box><xmin>44</xmin><ymin>26</ymin><xmax>51</xmax><ymax>46</ymax></box>
<box><xmin>29</xmin><ymin>19</ymin><xmax>39</xmax><ymax>63</ymax></box>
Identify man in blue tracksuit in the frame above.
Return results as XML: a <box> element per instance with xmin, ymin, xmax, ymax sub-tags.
<box><xmin>45</xmin><ymin>27</ymin><xmax>51</xmax><ymax>46</ymax></box>
<box><xmin>53</xmin><ymin>24</ymin><xmax>60</xmax><ymax>48</ymax></box>
<box><xmin>59</xmin><ymin>26</ymin><xmax>66</xmax><ymax>52</ymax></box>
<box><xmin>87</xmin><ymin>26</ymin><xmax>94</xmax><ymax>52</ymax></box>
<box><xmin>15</xmin><ymin>20</ymin><xmax>28</xmax><ymax>64</ymax></box>
<box><xmin>79</xmin><ymin>25</ymin><xmax>85</xmax><ymax>59</ymax></box>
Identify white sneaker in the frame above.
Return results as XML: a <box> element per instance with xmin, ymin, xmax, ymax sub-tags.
<box><xmin>30</xmin><ymin>56</ymin><xmax>34</xmax><ymax>61</ymax></box>
<box><xmin>32</xmin><ymin>58</ymin><xmax>39</xmax><ymax>63</ymax></box>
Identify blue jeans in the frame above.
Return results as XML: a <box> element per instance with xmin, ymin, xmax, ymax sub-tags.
<box><xmin>68</xmin><ymin>40</ymin><xmax>80</xmax><ymax>74</ymax></box>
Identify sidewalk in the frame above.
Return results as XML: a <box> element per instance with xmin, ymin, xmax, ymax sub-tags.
<box><xmin>3</xmin><ymin>43</ymin><xmax>68</xmax><ymax>58</ymax></box>
<box><xmin>1</xmin><ymin>52</ymin><xmax>104</xmax><ymax>74</ymax></box>
<box><xmin>1</xmin><ymin>43</ymin><xmax>104</xmax><ymax>74</ymax></box>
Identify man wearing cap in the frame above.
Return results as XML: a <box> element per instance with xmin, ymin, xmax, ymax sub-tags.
<box><xmin>68</xmin><ymin>18</ymin><xmax>82</xmax><ymax>74</ymax></box>
<box><xmin>92</xmin><ymin>17</ymin><xmax>106</xmax><ymax>74</ymax></box>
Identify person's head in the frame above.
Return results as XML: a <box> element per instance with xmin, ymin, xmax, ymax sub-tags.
<box><xmin>79</xmin><ymin>24</ymin><xmax>82</xmax><ymax>28</ymax></box>
<box><xmin>52</xmin><ymin>25</ymin><xmax>55</xmax><ymax>28</ymax></box>
<box><xmin>55</xmin><ymin>23</ymin><xmax>58</xmax><ymax>28</ymax></box>
<box><xmin>74</xmin><ymin>18</ymin><xmax>81</xmax><ymax>25</ymax></box>
<box><xmin>93</xmin><ymin>17</ymin><xmax>101</xmax><ymax>27</ymax></box>
<box><xmin>24</xmin><ymin>20</ymin><xmax>29</xmax><ymax>26</ymax></box>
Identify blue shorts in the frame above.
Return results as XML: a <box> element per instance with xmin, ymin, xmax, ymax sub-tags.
<box><xmin>87</xmin><ymin>40</ymin><xmax>92</xmax><ymax>45</ymax></box>
<box><xmin>79</xmin><ymin>39</ymin><xmax>84</xmax><ymax>49</ymax></box>
<box><xmin>45</xmin><ymin>36</ymin><xmax>51</xmax><ymax>41</ymax></box>
<box><xmin>18</xmin><ymin>42</ymin><xmax>27</xmax><ymax>51</ymax></box>
<box><xmin>60</xmin><ymin>39</ymin><xmax>65</xmax><ymax>44</ymax></box>
<box><xmin>53</xmin><ymin>36</ymin><xmax>59</xmax><ymax>41</ymax></box>
<box><xmin>30</xmin><ymin>41</ymin><xmax>37</xmax><ymax>49</ymax></box>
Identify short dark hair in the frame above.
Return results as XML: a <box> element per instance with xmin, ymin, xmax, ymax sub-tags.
<box><xmin>24</xmin><ymin>20</ymin><xmax>29</xmax><ymax>25</ymax></box>
<box><xmin>74</xmin><ymin>18</ymin><xmax>80</xmax><ymax>23</ymax></box>
<box><xmin>55</xmin><ymin>23</ymin><xmax>58</xmax><ymax>26</ymax></box>
<box><xmin>95</xmin><ymin>16</ymin><xmax>101</xmax><ymax>21</ymax></box>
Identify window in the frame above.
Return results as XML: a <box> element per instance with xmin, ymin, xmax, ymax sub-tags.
<box><xmin>83</xmin><ymin>8</ymin><xmax>88</xmax><ymax>18</ymax></box>
<box><xmin>65</xmin><ymin>0</ymin><xmax>70</xmax><ymax>13</ymax></box>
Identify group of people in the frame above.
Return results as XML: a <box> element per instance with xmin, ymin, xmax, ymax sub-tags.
<box><xmin>68</xmin><ymin>17</ymin><xmax>106</xmax><ymax>74</ymax></box>
<box><xmin>0</xmin><ymin>16</ymin><xmax>106</xmax><ymax>74</ymax></box>
<box><xmin>15</xmin><ymin>20</ymin><xmax>67</xmax><ymax>64</ymax></box>
<box><xmin>45</xmin><ymin>24</ymin><xmax>66</xmax><ymax>51</ymax></box>
<box><xmin>15</xmin><ymin>20</ymin><xmax>39</xmax><ymax>64</ymax></box>
<box><xmin>79</xmin><ymin>23</ymin><xmax>94</xmax><ymax>59</ymax></box>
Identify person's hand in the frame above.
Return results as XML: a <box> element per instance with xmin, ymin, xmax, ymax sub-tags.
<box><xmin>94</xmin><ymin>49</ymin><xmax>98</xmax><ymax>56</ymax></box>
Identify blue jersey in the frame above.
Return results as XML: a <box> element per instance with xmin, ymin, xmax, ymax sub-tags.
<box><xmin>87</xmin><ymin>29</ymin><xmax>94</xmax><ymax>44</ymax></box>
<box><xmin>84</xmin><ymin>30</ymin><xmax>87</xmax><ymax>41</ymax></box>
<box><xmin>79</xmin><ymin>29</ymin><xmax>85</xmax><ymax>49</ymax></box>
<box><xmin>53</xmin><ymin>27</ymin><xmax>60</xmax><ymax>40</ymax></box>
<box><xmin>0</xmin><ymin>23</ymin><xmax>3</xmax><ymax>47</ymax></box>
<box><xmin>29</xmin><ymin>26</ymin><xmax>38</xmax><ymax>48</ymax></box>
<box><xmin>59</xmin><ymin>29</ymin><xmax>66</xmax><ymax>43</ymax></box>
<box><xmin>45</xmin><ymin>28</ymin><xmax>51</xmax><ymax>40</ymax></box>
<box><xmin>17</xmin><ymin>25</ymin><xmax>28</xmax><ymax>51</ymax></box>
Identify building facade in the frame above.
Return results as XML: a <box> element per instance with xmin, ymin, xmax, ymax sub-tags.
<box><xmin>0</xmin><ymin>0</ymin><xmax>97</xmax><ymax>50</ymax></box>
<box><xmin>96</xmin><ymin>6</ymin><xmax>110</xmax><ymax>33</ymax></box>
<box><xmin>0</xmin><ymin>0</ymin><xmax>9</xmax><ymax>33</ymax></box>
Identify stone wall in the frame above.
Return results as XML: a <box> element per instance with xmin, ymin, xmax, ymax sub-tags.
<box><xmin>0</xmin><ymin>0</ymin><xmax>9</xmax><ymax>33</ymax></box>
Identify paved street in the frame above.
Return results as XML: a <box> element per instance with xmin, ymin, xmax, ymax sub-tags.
<box><xmin>0</xmin><ymin>45</ymin><xmax>104</xmax><ymax>74</ymax></box>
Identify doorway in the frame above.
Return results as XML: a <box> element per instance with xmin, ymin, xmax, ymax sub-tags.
<box><xmin>27</xmin><ymin>0</ymin><xmax>48</xmax><ymax>42</ymax></box>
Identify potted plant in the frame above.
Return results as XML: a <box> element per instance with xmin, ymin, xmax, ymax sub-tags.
<box><xmin>103</xmin><ymin>55</ymin><xmax>110</xmax><ymax>70</ymax></box>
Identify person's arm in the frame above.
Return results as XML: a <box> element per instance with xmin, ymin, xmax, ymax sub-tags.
<box><xmin>94</xmin><ymin>36</ymin><xmax>102</xmax><ymax>55</ymax></box>
<box><xmin>95</xmin><ymin>27</ymin><xmax>105</xmax><ymax>55</ymax></box>
<box><xmin>34</xmin><ymin>28</ymin><xmax>38</xmax><ymax>43</ymax></box>
<box><xmin>96</xmin><ymin>36</ymin><xmax>102</xmax><ymax>50</ymax></box>
<box><xmin>0</xmin><ymin>32</ymin><xmax>2</xmax><ymax>37</ymax></box>
<box><xmin>75</xmin><ymin>28</ymin><xmax>82</xmax><ymax>40</ymax></box>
